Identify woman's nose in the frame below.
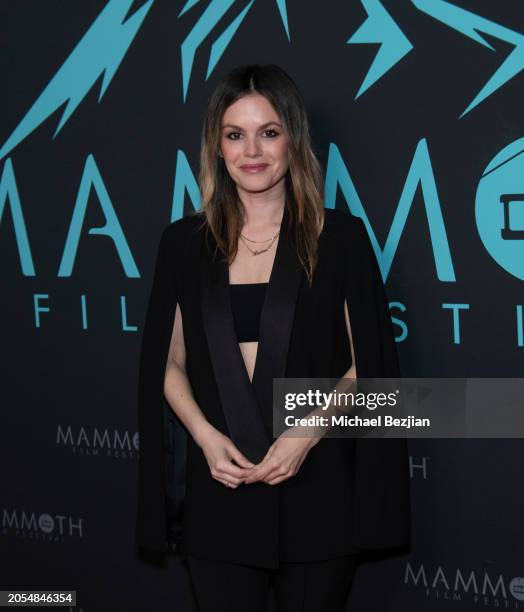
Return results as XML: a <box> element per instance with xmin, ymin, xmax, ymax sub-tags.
<box><xmin>244</xmin><ymin>137</ymin><xmax>262</xmax><ymax>157</ymax></box>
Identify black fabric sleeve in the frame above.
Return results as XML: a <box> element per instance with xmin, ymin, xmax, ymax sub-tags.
<box><xmin>342</xmin><ymin>213</ymin><xmax>411</xmax><ymax>551</ymax></box>
<box><xmin>135</xmin><ymin>223</ymin><xmax>179</xmax><ymax>555</ymax></box>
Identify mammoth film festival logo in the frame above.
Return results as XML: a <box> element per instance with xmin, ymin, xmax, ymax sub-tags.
<box><xmin>2</xmin><ymin>508</ymin><xmax>84</xmax><ymax>543</ymax></box>
<box><xmin>405</xmin><ymin>561</ymin><xmax>524</xmax><ymax>608</ymax></box>
<box><xmin>0</xmin><ymin>0</ymin><xmax>523</xmax><ymax>346</ymax></box>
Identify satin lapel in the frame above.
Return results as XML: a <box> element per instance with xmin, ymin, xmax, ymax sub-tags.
<box><xmin>201</xmin><ymin>231</ymin><xmax>270</xmax><ymax>463</ymax></box>
<box><xmin>200</xmin><ymin>207</ymin><xmax>304</xmax><ymax>461</ymax></box>
<box><xmin>251</xmin><ymin>207</ymin><xmax>304</xmax><ymax>439</ymax></box>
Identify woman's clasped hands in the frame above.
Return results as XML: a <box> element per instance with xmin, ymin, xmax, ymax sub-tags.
<box><xmin>196</xmin><ymin>422</ymin><xmax>321</xmax><ymax>489</ymax></box>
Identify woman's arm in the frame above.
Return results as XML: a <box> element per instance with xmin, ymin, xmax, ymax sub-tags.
<box><xmin>163</xmin><ymin>302</ymin><xmax>212</xmax><ymax>447</ymax></box>
<box><xmin>163</xmin><ymin>303</ymin><xmax>255</xmax><ymax>488</ymax></box>
<box><xmin>344</xmin><ymin>299</ymin><xmax>357</xmax><ymax>380</ymax></box>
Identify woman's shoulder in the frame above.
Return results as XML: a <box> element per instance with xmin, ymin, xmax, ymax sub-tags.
<box><xmin>321</xmin><ymin>209</ymin><xmax>376</xmax><ymax>269</ymax></box>
<box><xmin>322</xmin><ymin>207</ymin><xmax>365</xmax><ymax>240</ymax></box>
<box><xmin>160</xmin><ymin>210</ymin><xmax>207</xmax><ymax>247</ymax></box>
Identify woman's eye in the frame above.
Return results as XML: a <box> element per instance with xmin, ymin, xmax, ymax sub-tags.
<box><xmin>225</xmin><ymin>129</ymin><xmax>279</xmax><ymax>140</ymax></box>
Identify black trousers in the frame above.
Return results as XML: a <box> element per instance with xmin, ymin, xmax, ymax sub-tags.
<box><xmin>186</xmin><ymin>554</ymin><xmax>358</xmax><ymax>612</ymax></box>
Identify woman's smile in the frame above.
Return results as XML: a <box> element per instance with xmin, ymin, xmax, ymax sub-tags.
<box><xmin>239</xmin><ymin>163</ymin><xmax>269</xmax><ymax>173</ymax></box>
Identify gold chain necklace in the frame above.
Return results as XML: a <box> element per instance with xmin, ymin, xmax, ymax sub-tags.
<box><xmin>240</xmin><ymin>229</ymin><xmax>280</xmax><ymax>243</ymax></box>
<box><xmin>239</xmin><ymin>231</ymin><xmax>280</xmax><ymax>256</ymax></box>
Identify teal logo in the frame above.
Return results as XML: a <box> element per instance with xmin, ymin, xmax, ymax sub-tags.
<box><xmin>178</xmin><ymin>0</ymin><xmax>290</xmax><ymax>102</ymax></box>
<box><xmin>0</xmin><ymin>0</ymin><xmax>154</xmax><ymax>160</ymax></box>
<box><xmin>475</xmin><ymin>138</ymin><xmax>524</xmax><ymax>280</ymax></box>
<box><xmin>348</xmin><ymin>0</ymin><xmax>524</xmax><ymax>117</ymax></box>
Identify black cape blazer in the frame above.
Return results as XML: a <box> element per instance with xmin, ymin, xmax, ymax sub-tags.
<box><xmin>135</xmin><ymin>207</ymin><xmax>411</xmax><ymax>567</ymax></box>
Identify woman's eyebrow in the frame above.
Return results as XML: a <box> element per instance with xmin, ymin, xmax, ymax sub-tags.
<box><xmin>222</xmin><ymin>121</ymin><xmax>282</xmax><ymax>130</ymax></box>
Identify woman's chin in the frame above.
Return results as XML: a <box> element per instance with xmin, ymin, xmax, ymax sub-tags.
<box><xmin>235</xmin><ymin>174</ymin><xmax>286</xmax><ymax>194</ymax></box>
<box><xmin>237</xmin><ymin>181</ymin><xmax>276</xmax><ymax>194</ymax></box>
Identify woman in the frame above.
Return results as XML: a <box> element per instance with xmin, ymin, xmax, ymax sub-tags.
<box><xmin>136</xmin><ymin>64</ymin><xmax>410</xmax><ymax>611</ymax></box>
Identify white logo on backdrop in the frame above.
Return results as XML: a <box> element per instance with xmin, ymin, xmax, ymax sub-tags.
<box><xmin>2</xmin><ymin>508</ymin><xmax>84</xmax><ymax>542</ymax></box>
<box><xmin>56</xmin><ymin>424</ymin><xmax>139</xmax><ymax>460</ymax></box>
<box><xmin>405</xmin><ymin>561</ymin><xmax>523</xmax><ymax>607</ymax></box>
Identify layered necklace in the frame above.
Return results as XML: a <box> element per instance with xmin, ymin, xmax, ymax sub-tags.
<box><xmin>239</xmin><ymin>228</ymin><xmax>280</xmax><ymax>256</ymax></box>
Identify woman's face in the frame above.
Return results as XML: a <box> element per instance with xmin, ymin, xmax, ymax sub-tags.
<box><xmin>219</xmin><ymin>93</ymin><xmax>289</xmax><ymax>196</ymax></box>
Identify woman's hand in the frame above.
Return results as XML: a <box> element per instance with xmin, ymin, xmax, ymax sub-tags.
<box><xmin>243</xmin><ymin>434</ymin><xmax>320</xmax><ymax>486</ymax></box>
<box><xmin>195</xmin><ymin>423</ymin><xmax>255</xmax><ymax>489</ymax></box>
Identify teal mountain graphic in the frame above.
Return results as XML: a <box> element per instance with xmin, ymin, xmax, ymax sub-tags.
<box><xmin>0</xmin><ymin>0</ymin><xmax>154</xmax><ymax>160</ymax></box>
<box><xmin>178</xmin><ymin>0</ymin><xmax>290</xmax><ymax>102</ymax></box>
<box><xmin>348</xmin><ymin>0</ymin><xmax>524</xmax><ymax>116</ymax></box>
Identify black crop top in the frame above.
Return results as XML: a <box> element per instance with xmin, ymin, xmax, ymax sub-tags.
<box><xmin>229</xmin><ymin>282</ymin><xmax>268</xmax><ymax>342</ymax></box>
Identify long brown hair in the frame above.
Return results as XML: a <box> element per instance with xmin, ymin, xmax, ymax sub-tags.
<box><xmin>197</xmin><ymin>64</ymin><xmax>325</xmax><ymax>286</ymax></box>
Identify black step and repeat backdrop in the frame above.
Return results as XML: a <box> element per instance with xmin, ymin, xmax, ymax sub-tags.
<box><xmin>2</xmin><ymin>1</ymin><xmax>523</xmax><ymax>610</ymax></box>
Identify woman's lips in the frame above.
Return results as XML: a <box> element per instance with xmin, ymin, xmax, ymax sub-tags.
<box><xmin>239</xmin><ymin>164</ymin><xmax>269</xmax><ymax>173</ymax></box>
